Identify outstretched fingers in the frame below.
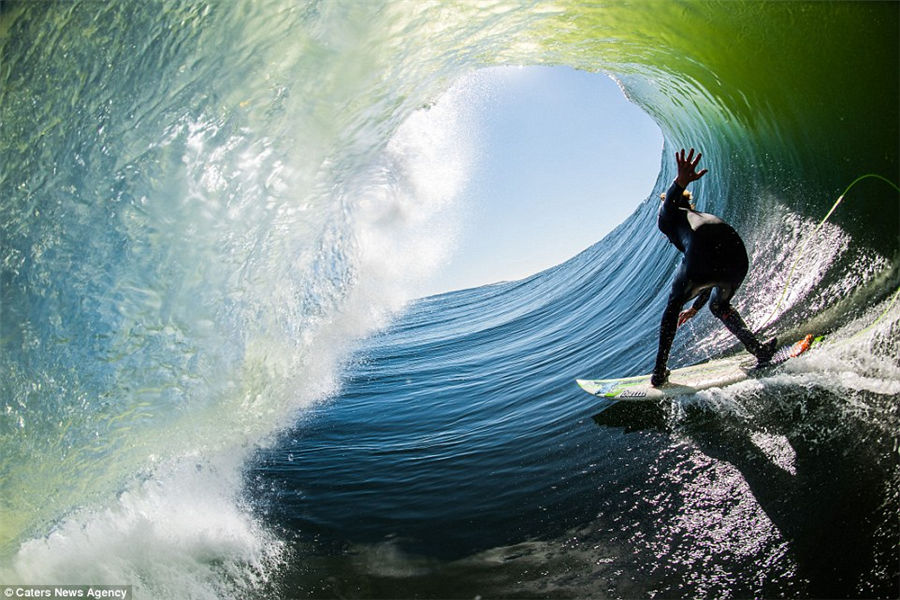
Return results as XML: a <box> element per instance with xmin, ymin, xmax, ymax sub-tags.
<box><xmin>675</xmin><ymin>147</ymin><xmax>708</xmax><ymax>182</ymax></box>
<box><xmin>675</xmin><ymin>148</ymin><xmax>699</xmax><ymax>167</ymax></box>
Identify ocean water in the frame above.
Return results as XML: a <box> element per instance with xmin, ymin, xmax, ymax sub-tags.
<box><xmin>1</xmin><ymin>1</ymin><xmax>898</xmax><ymax>599</ymax></box>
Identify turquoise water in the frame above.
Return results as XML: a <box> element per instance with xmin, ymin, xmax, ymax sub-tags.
<box><xmin>1</xmin><ymin>1</ymin><xmax>898</xmax><ymax>598</ymax></box>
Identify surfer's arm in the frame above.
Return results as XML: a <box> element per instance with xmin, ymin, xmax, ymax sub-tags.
<box><xmin>692</xmin><ymin>288</ymin><xmax>711</xmax><ymax>312</ymax></box>
<box><xmin>663</xmin><ymin>182</ymin><xmax>685</xmax><ymax>210</ymax></box>
<box><xmin>678</xmin><ymin>288</ymin><xmax>711</xmax><ymax>326</ymax></box>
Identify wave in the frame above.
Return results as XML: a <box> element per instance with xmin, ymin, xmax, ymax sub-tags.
<box><xmin>1</xmin><ymin>1</ymin><xmax>897</xmax><ymax>597</ymax></box>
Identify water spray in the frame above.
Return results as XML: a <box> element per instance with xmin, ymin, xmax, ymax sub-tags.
<box><xmin>761</xmin><ymin>173</ymin><xmax>900</xmax><ymax>342</ymax></box>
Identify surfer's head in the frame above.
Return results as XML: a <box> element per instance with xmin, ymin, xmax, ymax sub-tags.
<box><xmin>660</xmin><ymin>189</ymin><xmax>695</xmax><ymax>210</ymax></box>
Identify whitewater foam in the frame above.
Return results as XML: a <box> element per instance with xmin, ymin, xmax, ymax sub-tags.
<box><xmin>2</xmin><ymin>453</ymin><xmax>282</xmax><ymax>600</ymax></box>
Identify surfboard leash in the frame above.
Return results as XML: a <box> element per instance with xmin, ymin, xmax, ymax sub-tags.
<box><xmin>760</xmin><ymin>173</ymin><xmax>900</xmax><ymax>340</ymax></box>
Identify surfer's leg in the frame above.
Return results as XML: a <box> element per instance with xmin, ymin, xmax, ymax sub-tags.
<box><xmin>652</xmin><ymin>266</ymin><xmax>693</xmax><ymax>386</ymax></box>
<box><xmin>652</xmin><ymin>299</ymin><xmax>680</xmax><ymax>386</ymax></box>
<box><xmin>709</xmin><ymin>286</ymin><xmax>776</xmax><ymax>364</ymax></box>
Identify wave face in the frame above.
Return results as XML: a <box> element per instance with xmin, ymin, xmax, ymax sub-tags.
<box><xmin>2</xmin><ymin>1</ymin><xmax>898</xmax><ymax>598</ymax></box>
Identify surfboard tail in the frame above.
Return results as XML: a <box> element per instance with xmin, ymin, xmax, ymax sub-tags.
<box><xmin>790</xmin><ymin>334</ymin><xmax>815</xmax><ymax>358</ymax></box>
<box><xmin>769</xmin><ymin>333</ymin><xmax>819</xmax><ymax>365</ymax></box>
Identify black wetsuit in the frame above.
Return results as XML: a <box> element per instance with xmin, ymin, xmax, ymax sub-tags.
<box><xmin>653</xmin><ymin>182</ymin><xmax>771</xmax><ymax>383</ymax></box>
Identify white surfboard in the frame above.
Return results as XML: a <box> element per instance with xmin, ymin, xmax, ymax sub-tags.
<box><xmin>577</xmin><ymin>334</ymin><xmax>819</xmax><ymax>400</ymax></box>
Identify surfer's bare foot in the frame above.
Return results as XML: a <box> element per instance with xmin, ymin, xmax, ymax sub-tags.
<box><xmin>755</xmin><ymin>337</ymin><xmax>777</xmax><ymax>367</ymax></box>
<box><xmin>651</xmin><ymin>369</ymin><xmax>670</xmax><ymax>388</ymax></box>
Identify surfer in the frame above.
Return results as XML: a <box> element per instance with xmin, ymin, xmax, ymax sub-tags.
<box><xmin>651</xmin><ymin>148</ymin><xmax>776</xmax><ymax>387</ymax></box>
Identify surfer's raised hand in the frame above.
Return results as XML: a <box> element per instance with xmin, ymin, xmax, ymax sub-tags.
<box><xmin>674</xmin><ymin>148</ymin><xmax>708</xmax><ymax>188</ymax></box>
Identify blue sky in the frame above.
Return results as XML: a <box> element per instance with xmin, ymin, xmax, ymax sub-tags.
<box><xmin>421</xmin><ymin>66</ymin><xmax>664</xmax><ymax>296</ymax></box>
